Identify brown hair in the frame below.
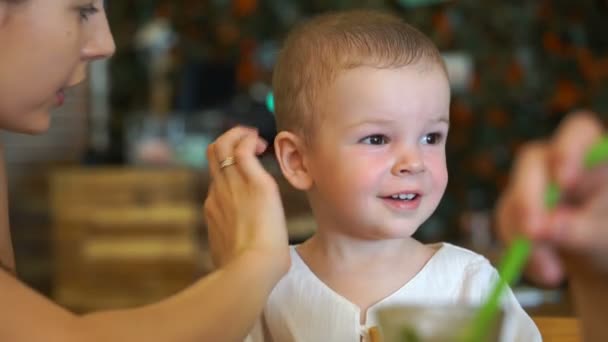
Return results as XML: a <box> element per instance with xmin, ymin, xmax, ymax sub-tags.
<box><xmin>273</xmin><ymin>10</ymin><xmax>446</xmax><ymax>143</ymax></box>
<box><xmin>0</xmin><ymin>260</ymin><xmax>15</xmax><ymax>276</ymax></box>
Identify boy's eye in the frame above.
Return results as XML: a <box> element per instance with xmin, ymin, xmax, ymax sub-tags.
<box><xmin>360</xmin><ymin>134</ymin><xmax>389</xmax><ymax>145</ymax></box>
<box><xmin>78</xmin><ymin>3</ymin><xmax>99</xmax><ymax>21</ymax></box>
<box><xmin>421</xmin><ymin>132</ymin><xmax>443</xmax><ymax>145</ymax></box>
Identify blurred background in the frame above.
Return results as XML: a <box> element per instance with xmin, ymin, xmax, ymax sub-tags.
<box><xmin>6</xmin><ymin>0</ymin><xmax>608</xmax><ymax>317</ymax></box>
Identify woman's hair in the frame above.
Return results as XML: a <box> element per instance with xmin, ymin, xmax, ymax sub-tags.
<box><xmin>0</xmin><ymin>260</ymin><xmax>15</xmax><ymax>276</ymax></box>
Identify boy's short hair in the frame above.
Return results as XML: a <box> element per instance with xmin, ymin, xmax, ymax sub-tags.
<box><xmin>273</xmin><ymin>10</ymin><xmax>446</xmax><ymax>143</ymax></box>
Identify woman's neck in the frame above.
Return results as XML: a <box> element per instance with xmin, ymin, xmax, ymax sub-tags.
<box><xmin>0</xmin><ymin>144</ymin><xmax>15</xmax><ymax>272</ymax></box>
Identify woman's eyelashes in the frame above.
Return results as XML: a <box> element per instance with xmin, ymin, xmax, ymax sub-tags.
<box><xmin>77</xmin><ymin>3</ymin><xmax>99</xmax><ymax>22</ymax></box>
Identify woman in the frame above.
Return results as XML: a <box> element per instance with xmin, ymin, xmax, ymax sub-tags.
<box><xmin>0</xmin><ymin>1</ymin><xmax>289</xmax><ymax>341</ymax></box>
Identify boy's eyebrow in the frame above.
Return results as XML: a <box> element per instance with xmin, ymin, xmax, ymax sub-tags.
<box><xmin>346</xmin><ymin>118</ymin><xmax>397</xmax><ymax>128</ymax></box>
<box><xmin>347</xmin><ymin>115</ymin><xmax>450</xmax><ymax>128</ymax></box>
<box><xmin>433</xmin><ymin>116</ymin><xmax>450</xmax><ymax>125</ymax></box>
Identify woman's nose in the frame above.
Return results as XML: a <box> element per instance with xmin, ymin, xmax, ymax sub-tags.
<box><xmin>81</xmin><ymin>12</ymin><xmax>116</xmax><ymax>61</ymax></box>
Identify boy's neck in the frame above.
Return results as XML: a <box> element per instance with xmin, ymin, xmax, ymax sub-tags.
<box><xmin>296</xmin><ymin>231</ymin><xmax>437</xmax><ymax>322</ymax></box>
<box><xmin>299</xmin><ymin>230</ymin><xmax>423</xmax><ymax>271</ymax></box>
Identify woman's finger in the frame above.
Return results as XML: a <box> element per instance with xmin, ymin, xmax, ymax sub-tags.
<box><xmin>207</xmin><ymin>143</ymin><xmax>220</xmax><ymax>181</ymax></box>
<box><xmin>550</xmin><ymin>191</ymin><xmax>608</xmax><ymax>253</ymax></box>
<box><xmin>255</xmin><ymin>138</ymin><xmax>269</xmax><ymax>155</ymax></box>
<box><xmin>550</xmin><ymin>111</ymin><xmax>604</xmax><ymax>189</ymax></box>
<box><xmin>213</xmin><ymin>126</ymin><xmax>258</xmax><ymax>162</ymax></box>
<box><xmin>569</xmin><ymin>165</ymin><xmax>608</xmax><ymax>203</ymax></box>
<box><xmin>233</xmin><ymin>134</ymin><xmax>272</xmax><ymax>184</ymax></box>
<box><xmin>525</xmin><ymin>244</ymin><xmax>565</xmax><ymax>287</ymax></box>
<box><xmin>211</xmin><ymin>126</ymin><xmax>258</xmax><ymax>188</ymax></box>
<box><xmin>496</xmin><ymin>141</ymin><xmax>568</xmax><ymax>286</ymax></box>
<box><xmin>508</xmin><ymin>142</ymin><xmax>550</xmax><ymax>237</ymax></box>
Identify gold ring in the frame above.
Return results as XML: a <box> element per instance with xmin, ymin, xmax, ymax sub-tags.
<box><xmin>219</xmin><ymin>156</ymin><xmax>236</xmax><ymax>170</ymax></box>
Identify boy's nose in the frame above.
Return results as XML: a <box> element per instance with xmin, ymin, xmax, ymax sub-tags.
<box><xmin>392</xmin><ymin>148</ymin><xmax>425</xmax><ymax>176</ymax></box>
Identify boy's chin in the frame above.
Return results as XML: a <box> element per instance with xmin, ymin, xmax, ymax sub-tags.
<box><xmin>361</xmin><ymin>225</ymin><xmax>420</xmax><ymax>240</ymax></box>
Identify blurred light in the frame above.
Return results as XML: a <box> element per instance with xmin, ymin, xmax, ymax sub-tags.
<box><xmin>266</xmin><ymin>92</ymin><xmax>275</xmax><ymax>114</ymax></box>
<box><xmin>398</xmin><ymin>0</ymin><xmax>450</xmax><ymax>8</ymax></box>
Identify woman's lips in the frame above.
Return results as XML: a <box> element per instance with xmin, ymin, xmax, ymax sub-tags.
<box><xmin>56</xmin><ymin>90</ymin><xmax>65</xmax><ymax>106</ymax></box>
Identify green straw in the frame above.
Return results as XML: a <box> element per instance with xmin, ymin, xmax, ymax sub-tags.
<box><xmin>461</xmin><ymin>135</ymin><xmax>608</xmax><ymax>342</ymax></box>
<box><xmin>458</xmin><ymin>238</ymin><xmax>531</xmax><ymax>342</ymax></box>
<box><xmin>583</xmin><ymin>136</ymin><xmax>608</xmax><ymax>169</ymax></box>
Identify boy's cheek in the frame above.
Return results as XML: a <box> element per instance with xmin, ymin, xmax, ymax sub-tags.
<box><xmin>427</xmin><ymin>161</ymin><xmax>448</xmax><ymax>193</ymax></box>
<box><xmin>354</xmin><ymin>168</ymin><xmax>386</xmax><ymax>188</ymax></box>
<box><xmin>425</xmin><ymin>157</ymin><xmax>448</xmax><ymax>176</ymax></box>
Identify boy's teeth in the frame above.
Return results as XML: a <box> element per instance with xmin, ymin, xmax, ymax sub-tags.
<box><xmin>391</xmin><ymin>193</ymin><xmax>416</xmax><ymax>200</ymax></box>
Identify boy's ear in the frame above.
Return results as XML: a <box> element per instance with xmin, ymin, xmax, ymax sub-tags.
<box><xmin>274</xmin><ymin>131</ymin><xmax>313</xmax><ymax>191</ymax></box>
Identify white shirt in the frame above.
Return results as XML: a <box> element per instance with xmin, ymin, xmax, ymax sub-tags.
<box><xmin>248</xmin><ymin>243</ymin><xmax>541</xmax><ymax>342</ymax></box>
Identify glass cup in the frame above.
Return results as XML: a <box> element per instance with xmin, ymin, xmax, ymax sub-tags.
<box><xmin>376</xmin><ymin>304</ymin><xmax>504</xmax><ymax>342</ymax></box>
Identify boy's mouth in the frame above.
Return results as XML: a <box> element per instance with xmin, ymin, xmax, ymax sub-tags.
<box><xmin>385</xmin><ymin>193</ymin><xmax>419</xmax><ymax>201</ymax></box>
<box><xmin>380</xmin><ymin>192</ymin><xmax>423</xmax><ymax>211</ymax></box>
<box><xmin>381</xmin><ymin>190</ymin><xmax>422</xmax><ymax>201</ymax></box>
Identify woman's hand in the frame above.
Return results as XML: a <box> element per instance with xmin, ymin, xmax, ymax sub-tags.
<box><xmin>496</xmin><ymin>111</ymin><xmax>608</xmax><ymax>285</ymax></box>
<box><xmin>203</xmin><ymin>126</ymin><xmax>290</xmax><ymax>275</ymax></box>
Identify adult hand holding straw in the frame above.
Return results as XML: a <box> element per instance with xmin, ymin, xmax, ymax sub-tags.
<box><xmin>494</xmin><ymin>111</ymin><xmax>608</xmax><ymax>342</ymax></box>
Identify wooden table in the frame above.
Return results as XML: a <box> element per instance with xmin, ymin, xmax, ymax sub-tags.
<box><xmin>533</xmin><ymin>317</ymin><xmax>581</xmax><ymax>342</ymax></box>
